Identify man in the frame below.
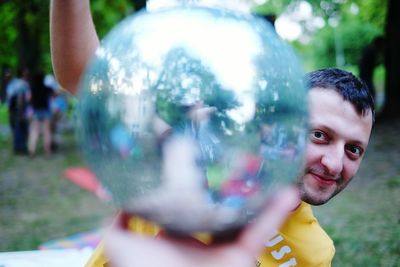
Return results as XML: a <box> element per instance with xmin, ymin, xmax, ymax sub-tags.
<box><xmin>255</xmin><ymin>68</ymin><xmax>374</xmax><ymax>266</ymax></box>
<box><xmin>97</xmin><ymin>68</ymin><xmax>373</xmax><ymax>267</ymax></box>
<box><xmin>50</xmin><ymin>1</ymin><xmax>374</xmax><ymax>266</ymax></box>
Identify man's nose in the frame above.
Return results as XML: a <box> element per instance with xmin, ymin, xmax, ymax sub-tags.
<box><xmin>320</xmin><ymin>145</ymin><xmax>344</xmax><ymax>176</ymax></box>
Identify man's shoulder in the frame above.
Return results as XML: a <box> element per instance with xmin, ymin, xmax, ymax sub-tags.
<box><xmin>257</xmin><ymin>202</ymin><xmax>335</xmax><ymax>266</ymax></box>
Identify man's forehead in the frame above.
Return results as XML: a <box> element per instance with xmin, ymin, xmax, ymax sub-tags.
<box><xmin>309</xmin><ymin>87</ymin><xmax>373</xmax><ymax>121</ymax></box>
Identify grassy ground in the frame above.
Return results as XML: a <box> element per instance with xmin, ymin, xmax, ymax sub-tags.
<box><xmin>0</xmin><ymin>107</ymin><xmax>115</xmax><ymax>251</ymax></box>
<box><xmin>0</xmin><ymin>104</ymin><xmax>399</xmax><ymax>266</ymax></box>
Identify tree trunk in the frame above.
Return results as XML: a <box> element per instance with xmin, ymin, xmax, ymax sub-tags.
<box><xmin>131</xmin><ymin>0</ymin><xmax>146</xmax><ymax>11</ymax></box>
<box><xmin>16</xmin><ymin>1</ymin><xmax>41</xmax><ymax>76</ymax></box>
<box><xmin>16</xmin><ymin>2</ymin><xmax>31</xmax><ymax>71</ymax></box>
<box><xmin>381</xmin><ymin>0</ymin><xmax>400</xmax><ymax>119</ymax></box>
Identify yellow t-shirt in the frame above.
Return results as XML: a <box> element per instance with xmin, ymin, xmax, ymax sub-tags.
<box><xmin>86</xmin><ymin>202</ymin><xmax>334</xmax><ymax>267</ymax></box>
<box><xmin>257</xmin><ymin>202</ymin><xmax>335</xmax><ymax>267</ymax></box>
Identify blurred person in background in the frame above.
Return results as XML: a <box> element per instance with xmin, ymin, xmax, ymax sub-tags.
<box><xmin>1</xmin><ymin>66</ymin><xmax>13</xmax><ymax>104</ymax></box>
<box><xmin>46</xmin><ymin>74</ymin><xmax>68</xmax><ymax>151</ymax></box>
<box><xmin>28</xmin><ymin>72</ymin><xmax>55</xmax><ymax>157</ymax></box>
<box><xmin>6</xmin><ymin>68</ymin><xmax>31</xmax><ymax>154</ymax></box>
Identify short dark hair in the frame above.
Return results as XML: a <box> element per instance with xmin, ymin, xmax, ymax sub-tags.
<box><xmin>306</xmin><ymin>68</ymin><xmax>375</xmax><ymax>123</ymax></box>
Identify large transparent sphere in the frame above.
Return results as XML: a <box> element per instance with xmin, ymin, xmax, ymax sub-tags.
<box><xmin>78</xmin><ymin>5</ymin><xmax>308</xmax><ymax>234</ymax></box>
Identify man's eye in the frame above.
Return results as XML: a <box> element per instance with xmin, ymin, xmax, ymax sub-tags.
<box><xmin>346</xmin><ymin>145</ymin><xmax>363</xmax><ymax>158</ymax></box>
<box><xmin>310</xmin><ymin>130</ymin><xmax>327</xmax><ymax>142</ymax></box>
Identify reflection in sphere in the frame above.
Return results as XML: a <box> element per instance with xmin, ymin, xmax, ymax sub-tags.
<box><xmin>78</xmin><ymin>5</ymin><xmax>308</xmax><ymax>234</ymax></box>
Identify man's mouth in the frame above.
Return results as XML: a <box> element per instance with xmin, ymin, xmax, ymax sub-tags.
<box><xmin>309</xmin><ymin>171</ymin><xmax>337</xmax><ymax>186</ymax></box>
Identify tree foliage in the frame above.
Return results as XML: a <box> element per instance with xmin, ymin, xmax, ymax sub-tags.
<box><xmin>0</xmin><ymin>0</ymin><xmax>397</xmax><ymax>118</ymax></box>
<box><xmin>0</xmin><ymin>1</ymin><xmax>140</xmax><ymax>76</ymax></box>
<box><xmin>91</xmin><ymin>0</ymin><xmax>135</xmax><ymax>38</ymax></box>
<box><xmin>0</xmin><ymin>0</ymin><xmax>387</xmax><ymax>74</ymax></box>
<box><xmin>276</xmin><ymin>0</ymin><xmax>386</xmax><ymax>69</ymax></box>
<box><xmin>0</xmin><ymin>0</ymin><xmax>50</xmax><ymax>74</ymax></box>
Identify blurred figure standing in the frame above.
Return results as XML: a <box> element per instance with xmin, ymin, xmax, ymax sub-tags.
<box><xmin>358</xmin><ymin>36</ymin><xmax>385</xmax><ymax>102</ymax></box>
<box><xmin>28</xmin><ymin>73</ymin><xmax>54</xmax><ymax>157</ymax></box>
<box><xmin>1</xmin><ymin>66</ymin><xmax>13</xmax><ymax>104</ymax></box>
<box><xmin>6</xmin><ymin>68</ymin><xmax>31</xmax><ymax>154</ymax></box>
<box><xmin>46</xmin><ymin>74</ymin><xmax>67</xmax><ymax>151</ymax></box>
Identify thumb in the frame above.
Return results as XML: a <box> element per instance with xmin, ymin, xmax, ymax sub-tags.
<box><xmin>237</xmin><ymin>186</ymin><xmax>300</xmax><ymax>257</ymax></box>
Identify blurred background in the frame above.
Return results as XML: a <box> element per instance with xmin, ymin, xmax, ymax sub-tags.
<box><xmin>0</xmin><ymin>0</ymin><xmax>399</xmax><ymax>266</ymax></box>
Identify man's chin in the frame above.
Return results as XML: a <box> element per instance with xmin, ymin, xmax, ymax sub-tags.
<box><xmin>301</xmin><ymin>196</ymin><xmax>329</xmax><ymax>206</ymax></box>
<box><xmin>299</xmin><ymin>188</ymin><xmax>334</xmax><ymax>206</ymax></box>
<box><xmin>297</xmin><ymin>178</ymin><xmax>338</xmax><ymax>206</ymax></box>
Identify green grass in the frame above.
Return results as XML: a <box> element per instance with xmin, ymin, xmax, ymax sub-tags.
<box><xmin>0</xmin><ymin>104</ymin><xmax>10</xmax><ymax>146</ymax></box>
<box><xmin>0</xmin><ymin>128</ymin><xmax>115</xmax><ymax>251</ymax></box>
<box><xmin>0</xmin><ymin>104</ymin><xmax>8</xmax><ymax>124</ymax></box>
<box><xmin>315</xmin><ymin>180</ymin><xmax>400</xmax><ymax>266</ymax></box>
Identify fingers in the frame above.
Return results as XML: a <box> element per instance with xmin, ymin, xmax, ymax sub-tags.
<box><xmin>106</xmin><ymin>227</ymin><xmax>206</xmax><ymax>267</ymax></box>
<box><xmin>105</xmin><ymin>228</ymin><xmax>137</xmax><ymax>267</ymax></box>
<box><xmin>237</xmin><ymin>186</ymin><xmax>300</xmax><ymax>257</ymax></box>
<box><xmin>105</xmin><ymin>187</ymin><xmax>300</xmax><ymax>267</ymax></box>
<box><xmin>105</xmin><ymin>228</ymin><xmax>168</xmax><ymax>267</ymax></box>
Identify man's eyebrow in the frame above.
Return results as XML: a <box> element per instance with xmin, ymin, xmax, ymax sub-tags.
<box><xmin>309</xmin><ymin>124</ymin><xmax>333</xmax><ymax>134</ymax></box>
<box><xmin>347</xmin><ymin>140</ymin><xmax>367</xmax><ymax>148</ymax></box>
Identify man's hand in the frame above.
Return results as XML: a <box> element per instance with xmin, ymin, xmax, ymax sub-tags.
<box><xmin>105</xmin><ymin>187</ymin><xmax>299</xmax><ymax>267</ymax></box>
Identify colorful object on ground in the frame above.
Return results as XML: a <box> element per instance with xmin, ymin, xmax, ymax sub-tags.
<box><xmin>39</xmin><ymin>229</ymin><xmax>103</xmax><ymax>250</ymax></box>
<box><xmin>63</xmin><ymin>167</ymin><xmax>110</xmax><ymax>200</ymax></box>
<box><xmin>77</xmin><ymin>1</ymin><xmax>308</xmax><ymax>234</ymax></box>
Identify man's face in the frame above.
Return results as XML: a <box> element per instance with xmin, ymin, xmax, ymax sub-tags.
<box><xmin>298</xmin><ymin>88</ymin><xmax>373</xmax><ymax>205</ymax></box>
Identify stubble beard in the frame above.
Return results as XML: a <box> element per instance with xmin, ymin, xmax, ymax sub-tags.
<box><xmin>296</xmin><ymin>167</ymin><xmax>349</xmax><ymax>206</ymax></box>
